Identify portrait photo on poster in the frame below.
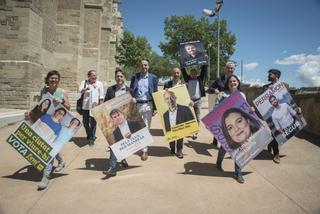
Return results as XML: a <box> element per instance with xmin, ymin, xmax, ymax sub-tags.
<box><xmin>253</xmin><ymin>81</ymin><xmax>307</xmax><ymax>145</ymax></box>
<box><xmin>202</xmin><ymin>91</ymin><xmax>273</xmax><ymax>168</ymax></box>
<box><xmin>179</xmin><ymin>40</ymin><xmax>208</xmax><ymax>68</ymax></box>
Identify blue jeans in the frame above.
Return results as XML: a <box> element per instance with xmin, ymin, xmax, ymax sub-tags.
<box><xmin>216</xmin><ymin>146</ymin><xmax>242</xmax><ymax>176</ymax></box>
<box><xmin>43</xmin><ymin>153</ymin><xmax>63</xmax><ymax>176</ymax></box>
<box><xmin>108</xmin><ymin>149</ymin><xmax>117</xmax><ymax>171</ymax></box>
<box><xmin>82</xmin><ymin>110</ymin><xmax>97</xmax><ymax>140</ymax></box>
<box><xmin>193</xmin><ymin>100</ymin><xmax>201</xmax><ymax>123</ymax></box>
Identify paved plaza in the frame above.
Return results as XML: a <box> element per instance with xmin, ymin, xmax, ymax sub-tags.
<box><xmin>0</xmin><ymin>99</ymin><xmax>319</xmax><ymax>214</ymax></box>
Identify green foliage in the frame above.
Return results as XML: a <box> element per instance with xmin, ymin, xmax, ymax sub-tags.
<box><xmin>116</xmin><ymin>30</ymin><xmax>152</xmax><ymax>69</ymax></box>
<box><xmin>149</xmin><ymin>52</ymin><xmax>179</xmax><ymax>77</ymax></box>
<box><xmin>159</xmin><ymin>15</ymin><xmax>236</xmax><ymax>79</ymax></box>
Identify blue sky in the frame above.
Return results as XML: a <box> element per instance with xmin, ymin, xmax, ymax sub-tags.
<box><xmin>119</xmin><ymin>0</ymin><xmax>320</xmax><ymax>88</ymax></box>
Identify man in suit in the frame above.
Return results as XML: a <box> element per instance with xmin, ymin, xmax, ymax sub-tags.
<box><xmin>130</xmin><ymin>58</ymin><xmax>158</xmax><ymax>161</ymax></box>
<box><xmin>181</xmin><ymin>64</ymin><xmax>207</xmax><ymax>140</ymax></box>
<box><xmin>162</xmin><ymin>90</ymin><xmax>195</xmax><ymax>158</ymax></box>
<box><xmin>110</xmin><ymin>108</ymin><xmax>145</xmax><ymax>142</ymax></box>
<box><xmin>103</xmin><ymin>68</ymin><xmax>134</xmax><ymax>177</ymax></box>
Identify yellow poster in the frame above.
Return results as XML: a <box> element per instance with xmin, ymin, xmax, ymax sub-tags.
<box><xmin>152</xmin><ymin>84</ymin><xmax>199</xmax><ymax>142</ymax></box>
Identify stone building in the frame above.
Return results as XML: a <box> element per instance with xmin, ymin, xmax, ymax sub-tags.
<box><xmin>0</xmin><ymin>0</ymin><xmax>123</xmax><ymax>109</ymax></box>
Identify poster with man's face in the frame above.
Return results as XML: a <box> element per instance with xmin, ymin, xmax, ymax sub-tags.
<box><xmin>6</xmin><ymin>93</ymin><xmax>82</xmax><ymax>171</ymax></box>
<box><xmin>152</xmin><ymin>84</ymin><xmax>199</xmax><ymax>142</ymax></box>
<box><xmin>253</xmin><ymin>81</ymin><xmax>307</xmax><ymax>145</ymax></box>
<box><xmin>179</xmin><ymin>40</ymin><xmax>208</xmax><ymax>68</ymax></box>
<box><xmin>202</xmin><ymin>91</ymin><xmax>273</xmax><ymax>169</ymax></box>
<box><xmin>91</xmin><ymin>92</ymin><xmax>153</xmax><ymax>161</ymax></box>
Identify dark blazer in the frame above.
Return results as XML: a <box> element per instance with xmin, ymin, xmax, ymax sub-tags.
<box><xmin>163</xmin><ymin>80</ymin><xmax>173</xmax><ymax>89</ymax></box>
<box><xmin>208</xmin><ymin>74</ymin><xmax>228</xmax><ymax>93</ymax></box>
<box><xmin>113</xmin><ymin>120</ymin><xmax>146</xmax><ymax>142</ymax></box>
<box><xmin>181</xmin><ymin>65</ymin><xmax>207</xmax><ymax>98</ymax></box>
<box><xmin>104</xmin><ymin>85</ymin><xmax>134</xmax><ymax>102</ymax></box>
<box><xmin>130</xmin><ymin>72</ymin><xmax>158</xmax><ymax>109</ymax></box>
<box><xmin>163</xmin><ymin>104</ymin><xmax>195</xmax><ymax>132</ymax></box>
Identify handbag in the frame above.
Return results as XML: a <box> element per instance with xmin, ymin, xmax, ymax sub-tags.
<box><xmin>76</xmin><ymin>80</ymin><xmax>87</xmax><ymax>115</ymax></box>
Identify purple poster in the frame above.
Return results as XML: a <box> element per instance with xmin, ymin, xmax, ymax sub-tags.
<box><xmin>202</xmin><ymin>91</ymin><xmax>273</xmax><ymax>168</ymax></box>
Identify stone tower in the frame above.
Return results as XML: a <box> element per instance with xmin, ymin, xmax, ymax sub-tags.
<box><xmin>0</xmin><ymin>0</ymin><xmax>123</xmax><ymax>109</ymax></box>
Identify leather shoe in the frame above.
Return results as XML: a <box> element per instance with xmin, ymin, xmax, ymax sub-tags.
<box><xmin>176</xmin><ymin>150</ymin><xmax>184</xmax><ymax>159</ymax></box>
<box><xmin>234</xmin><ymin>174</ymin><xmax>244</xmax><ymax>184</ymax></box>
<box><xmin>102</xmin><ymin>168</ymin><xmax>117</xmax><ymax>177</ymax></box>
<box><xmin>273</xmin><ymin>154</ymin><xmax>280</xmax><ymax>164</ymax></box>
<box><xmin>141</xmin><ymin>152</ymin><xmax>148</xmax><ymax>161</ymax></box>
<box><xmin>120</xmin><ymin>159</ymin><xmax>129</xmax><ymax>168</ymax></box>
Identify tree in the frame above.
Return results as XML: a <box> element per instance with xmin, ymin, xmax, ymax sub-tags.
<box><xmin>149</xmin><ymin>51</ymin><xmax>179</xmax><ymax>77</ymax></box>
<box><xmin>116</xmin><ymin>29</ymin><xmax>152</xmax><ymax>75</ymax></box>
<box><xmin>159</xmin><ymin>15</ymin><xmax>236</xmax><ymax>80</ymax></box>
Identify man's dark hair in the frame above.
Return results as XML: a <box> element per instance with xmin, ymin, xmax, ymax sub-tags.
<box><xmin>109</xmin><ymin>108</ymin><xmax>122</xmax><ymax>117</ymax></box>
<box><xmin>115</xmin><ymin>68</ymin><xmax>126</xmax><ymax>77</ymax></box>
<box><xmin>268</xmin><ymin>69</ymin><xmax>281</xmax><ymax>78</ymax></box>
<box><xmin>268</xmin><ymin>95</ymin><xmax>277</xmax><ymax>103</ymax></box>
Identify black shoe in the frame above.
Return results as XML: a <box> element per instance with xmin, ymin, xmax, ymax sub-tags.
<box><xmin>88</xmin><ymin>139</ymin><xmax>95</xmax><ymax>147</ymax></box>
<box><xmin>102</xmin><ymin>168</ymin><xmax>117</xmax><ymax>177</ymax></box>
<box><xmin>234</xmin><ymin>174</ymin><xmax>244</xmax><ymax>184</ymax></box>
<box><xmin>170</xmin><ymin>150</ymin><xmax>175</xmax><ymax>155</ymax></box>
<box><xmin>176</xmin><ymin>150</ymin><xmax>184</xmax><ymax>159</ymax></box>
<box><xmin>120</xmin><ymin>159</ymin><xmax>129</xmax><ymax>168</ymax></box>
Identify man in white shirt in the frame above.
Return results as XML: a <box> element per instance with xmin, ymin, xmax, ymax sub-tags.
<box><xmin>79</xmin><ymin>70</ymin><xmax>104</xmax><ymax>146</ymax></box>
<box><xmin>269</xmin><ymin>95</ymin><xmax>298</xmax><ymax>134</ymax></box>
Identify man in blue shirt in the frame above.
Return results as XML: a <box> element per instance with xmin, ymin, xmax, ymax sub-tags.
<box><xmin>130</xmin><ymin>58</ymin><xmax>158</xmax><ymax>161</ymax></box>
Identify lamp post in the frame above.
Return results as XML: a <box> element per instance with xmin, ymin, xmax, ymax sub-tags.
<box><xmin>203</xmin><ymin>0</ymin><xmax>224</xmax><ymax>79</ymax></box>
<box><xmin>207</xmin><ymin>43</ymin><xmax>212</xmax><ymax>83</ymax></box>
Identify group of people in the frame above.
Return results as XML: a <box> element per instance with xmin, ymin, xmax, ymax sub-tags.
<box><xmin>24</xmin><ymin>57</ymin><xmax>294</xmax><ymax>190</ymax></box>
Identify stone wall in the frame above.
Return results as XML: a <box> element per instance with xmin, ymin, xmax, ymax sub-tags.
<box><xmin>0</xmin><ymin>0</ymin><xmax>123</xmax><ymax>109</ymax></box>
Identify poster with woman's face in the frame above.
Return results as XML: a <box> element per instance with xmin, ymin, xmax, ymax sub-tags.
<box><xmin>179</xmin><ymin>40</ymin><xmax>208</xmax><ymax>68</ymax></box>
<box><xmin>202</xmin><ymin>91</ymin><xmax>273</xmax><ymax>168</ymax></box>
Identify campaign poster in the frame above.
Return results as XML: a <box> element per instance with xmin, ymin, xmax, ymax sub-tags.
<box><xmin>6</xmin><ymin>93</ymin><xmax>82</xmax><ymax>171</ymax></box>
<box><xmin>202</xmin><ymin>91</ymin><xmax>273</xmax><ymax>169</ymax></box>
<box><xmin>152</xmin><ymin>84</ymin><xmax>199</xmax><ymax>142</ymax></box>
<box><xmin>91</xmin><ymin>92</ymin><xmax>153</xmax><ymax>161</ymax></box>
<box><xmin>253</xmin><ymin>81</ymin><xmax>307</xmax><ymax>145</ymax></box>
<box><xmin>179</xmin><ymin>40</ymin><xmax>208</xmax><ymax>68</ymax></box>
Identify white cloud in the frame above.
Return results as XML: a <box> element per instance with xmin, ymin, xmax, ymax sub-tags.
<box><xmin>243</xmin><ymin>62</ymin><xmax>258</xmax><ymax>71</ymax></box>
<box><xmin>241</xmin><ymin>78</ymin><xmax>265</xmax><ymax>87</ymax></box>
<box><xmin>297</xmin><ymin>54</ymin><xmax>320</xmax><ymax>87</ymax></box>
<box><xmin>317</xmin><ymin>46</ymin><xmax>320</xmax><ymax>52</ymax></box>
<box><xmin>276</xmin><ymin>52</ymin><xmax>320</xmax><ymax>86</ymax></box>
<box><xmin>275</xmin><ymin>54</ymin><xmax>306</xmax><ymax>65</ymax></box>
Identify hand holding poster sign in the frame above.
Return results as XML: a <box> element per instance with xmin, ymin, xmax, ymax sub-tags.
<box><xmin>179</xmin><ymin>41</ymin><xmax>208</xmax><ymax>68</ymax></box>
<box><xmin>202</xmin><ymin>91</ymin><xmax>273</xmax><ymax>168</ymax></box>
<box><xmin>152</xmin><ymin>84</ymin><xmax>199</xmax><ymax>142</ymax></box>
<box><xmin>6</xmin><ymin>93</ymin><xmax>82</xmax><ymax>171</ymax></box>
<box><xmin>253</xmin><ymin>81</ymin><xmax>307</xmax><ymax>145</ymax></box>
<box><xmin>91</xmin><ymin>92</ymin><xmax>153</xmax><ymax>161</ymax></box>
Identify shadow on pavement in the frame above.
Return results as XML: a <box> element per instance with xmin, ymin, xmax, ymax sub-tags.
<box><xmin>148</xmin><ymin>146</ymin><xmax>172</xmax><ymax>157</ymax></box>
<box><xmin>185</xmin><ymin>140</ymin><xmax>218</xmax><ymax>156</ymax></box>
<box><xmin>178</xmin><ymin>162</ymin><xmax>252</xmax><ymax>177</ymax></box>
<box><xmin>149</xmin><ymin>129</ymin><xmax>164</xmax><ymax>136</ymax></box>
<box><xmin>253</xmin><ymin>150</ymin><xmax>286</xmax><ymax>160</ymax></box>
<box><xmin>77</xmin><ymin>158</ymin><xmax>140</xmax><ymax>172</ymax></box>
<box><xmin>296</xmin><ymin>130</ymin><xmax>320</xmax><ymax>147</ymax></box>
<box><xmin>2</xmin><ymin>165</ymin><xmax>68</xmax><ymax>182</ymax></box>
<box><xmin>70</xmin><ymin>137</ymin><xmax>88</xmax><ymax>148</ymax></box>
